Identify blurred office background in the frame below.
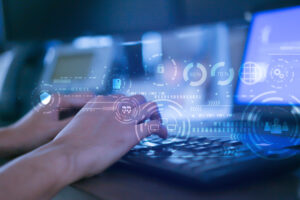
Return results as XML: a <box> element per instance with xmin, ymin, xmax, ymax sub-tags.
<box><xmin>0</xmin><ymin>0</ymin><xmax>298</xmax><ymax>125</ymax></box>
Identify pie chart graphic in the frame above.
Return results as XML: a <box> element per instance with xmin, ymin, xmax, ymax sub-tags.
<box><xmin>183</xmin><ymin>63</ymin><xmax>207</xmax><ymax>87</ymax></box>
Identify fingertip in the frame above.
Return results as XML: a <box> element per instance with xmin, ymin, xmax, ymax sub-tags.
<box><xmin>150</xmin><ymin>112</ymin><xmax>162</xmax><ymax>122</ymax></box>
<box><xmin>137</xmin><ymin>101</ymin><xmax>162</xmax><ymax>123</ymax></box>
<box><xmin>159</xmin><ymin>125</ymin><xmax>168</xmax><ymax>139</ymax></box>
<box><xmin>145</xmin><ymin>120</ymin><xmax>168</xmax><ymax>139</ymax></box>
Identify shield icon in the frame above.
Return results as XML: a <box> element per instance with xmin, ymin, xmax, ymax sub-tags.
<box><xmin>40</xmin><ymin>92</ymin><xmax>51</xmax><ymax>105</ymax></box>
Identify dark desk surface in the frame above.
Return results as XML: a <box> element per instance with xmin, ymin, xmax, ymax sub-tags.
<box><xmin>73</xmin><ymin>164</ymin><xmax>300</xmax><ymax>200</ymax></box>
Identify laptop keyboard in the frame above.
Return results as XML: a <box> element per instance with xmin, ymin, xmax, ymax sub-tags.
<box><xmin>124</xmin><ymin>135</ymin><xmax>255</xmax><ymax>176</ymax></box>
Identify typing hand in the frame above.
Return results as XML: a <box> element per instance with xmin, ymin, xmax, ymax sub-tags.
<box><xmin>2</xmin><ymin>93</ymin><xmax>94</xmax><ymax>156</ymax></box>
<box><xmin>0</xmin><ymin>94</ymin><xmax>167</xmax><ymax>200</ymax></box>
<box><xmin>52</xmin><ymin>95</ymin><xmax>167</xmax><ymax>179</ymax></box>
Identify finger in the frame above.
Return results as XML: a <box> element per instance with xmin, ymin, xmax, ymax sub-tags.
<box><xmin>83</xmin><ymin>94</ymin><xmax>146</xmax><ymax>112</ymax></box>
<box><xmin>58</xmin><ymin>92</ymin><xmax>96</xmax><ymax>109</ymax></box>
<box><xmin>129</xmin><ymin>95</ymin><xmax>147</xmax><ymax>106</ymax></box>
<box><xmin>135</xmin><ymin>120</ymin><xmax>168</xmax><ymax>140</ymax></box>
<box><xmin>101</xmin><ymin>94</ymin><xmax>147</xmax><ymax>113</ymax></box>
<box><xmin>105</xmin><ymin>94</ymin><xmax>125</xmax><ymax>101</ymax></box>
<box><xmin>113</xmin><ymin>94</ymin><xmax>147</xmax><ymax>110</ymax></box>
<box><xmin>55</xmin><ymin>93</ymin><xmax>95</xmax><ymax>119</ymax></box>
<box><xmin>91</xmin><ymin>95</ymin><xmax>121</xmax><ymax>103</ymax></box>
<box><xmin>85</xmin><ymin>95</ymin><xmax>123</xmax><ymax>110</ymax></box>
<box><xmin>134</xmin><ymin>102</ymin><xmax>162</xmax><ymax>124</ymax></box>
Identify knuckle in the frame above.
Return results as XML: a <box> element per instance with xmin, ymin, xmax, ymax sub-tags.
<box><xmin>152</xmin><ymin>102</ymin><xmax>159</xmax><ymax>110</ymax></box>
<box><xmin>132</xmin><ymin>95</ymin><xmax>147</xmax><ymax>103</ymax></box>
<box><xmin>148</xmin><ymin>101</ymin><xmax>158</xmax><ymax>109</ymax></box>
<box><xmin>95</xmin><ymin>95</ymin><xmax>104</xmax><ymax>101</ymax></box>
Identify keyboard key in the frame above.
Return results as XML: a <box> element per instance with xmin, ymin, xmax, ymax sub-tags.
<box><xmin>210</xmin><ymin>147</ymin><xmax>223</xmax><ymax>154</ymax></box>
<box><xmin>194</xmin><ymin>146</ymin><xmax>210</xmax><ymax>152</ymax></box>
<box><xmin>191</xmin><ymin>156</ymin><xmax>206</xmax><ymax>161</ymax></box>
<box><xmin>166</xmin><ymin>157</ymin><xmax>188</xmax><ymax>165</ymax></box>
<box><xmin>172</xmin><ymin>150</ymin><xmax>194</xmax><ymax>158</ymax></box>
<box><xmin>225</xmin><ymin>141</ymin><xmax>243</xmax><ymax>147</ymax></box>
<box><xmin>186</xmin><ymin>162</ymin><xmax>203</xmax><ymax>169</ymax></box>
<box><xmin>194</xmin><ymin>151</ymin><xmax>210</xmax><ymax>156</ymax></box>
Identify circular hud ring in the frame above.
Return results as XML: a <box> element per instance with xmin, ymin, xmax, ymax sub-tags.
<box><xmin>235</xmin><ymin>92</ymin><xmax>300</xmax><ymax>160</ymax></box>
<box><xmin>268</xmin><ymin>58</ymin><xmax>295</xmax><ymax>89</ymax></box>
<box><xmin>114</xmin><ymin>96</ymin><xmax>140</xmax><ymax>124</ymax></box>
<box><xmin>31</xmin><ymin>83</ymin><xmax>61</xmax><ymax>114</ymax></box>
<box><xmin>135</xmin><ymin>99</ymin><xmax>191</xmax><ymax>147</ymax></box>
<box><xmin>183</xmin><ymin>62</ymin><xmax>208</xmax><ymax>87</ymax></box>
<box><xmin>144</xmin><ymin>53</ymin><xmax>179</xmax><ymax>88</ymax></box>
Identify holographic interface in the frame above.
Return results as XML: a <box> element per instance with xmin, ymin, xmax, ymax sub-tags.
<box><xmin>31</xmin><ymin>6</ymin><xmax>300</xmax><ymax>161</ymax></box>
<box><xmin>236</xmin><ymin>6</ymin><xmax>300</xmax><ymax>105</ymax></box>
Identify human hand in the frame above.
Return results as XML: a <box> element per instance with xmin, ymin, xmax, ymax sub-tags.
<box><xmin>0</xmin><ymin>94</ymin><xmax>167</xmax><ymax>200</ymax></box>
<box><xmin>5</xmin><ymin>93</ymin><xmax>94</xmax><ymax>155</ymax></box>
<box><xmin>51</xmin><ymin>94</ymin><xmax>167</xmax><ymax>180</ymax></box>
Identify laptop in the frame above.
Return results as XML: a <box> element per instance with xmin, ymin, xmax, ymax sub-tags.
<box><xmin>119</xmin><ymin>6</ymin><xmax>300</xmax><ymax>186</ymax></box>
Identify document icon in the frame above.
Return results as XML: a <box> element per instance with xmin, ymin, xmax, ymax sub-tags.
<box><xmin>113</xmin><ymin>79</ymin><xmax>122</xmax><ymax>90</ymax></box>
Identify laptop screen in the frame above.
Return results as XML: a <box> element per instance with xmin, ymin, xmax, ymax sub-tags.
<box><xmin>235</xmin><ymin>6</ymin><xmax>300</xmax><ymax>105</ymax></box>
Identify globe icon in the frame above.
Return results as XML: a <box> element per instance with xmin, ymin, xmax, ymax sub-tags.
<box><xmin>240</xmin><ymin>62</ymin><xmax>262</xmax><ymax>85</ymax></box>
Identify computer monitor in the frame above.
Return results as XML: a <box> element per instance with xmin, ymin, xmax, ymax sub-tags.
<box><xmin>235</xmin><ymin>6</ymin><xmax>300</xmax><ymax>106</ymax></box>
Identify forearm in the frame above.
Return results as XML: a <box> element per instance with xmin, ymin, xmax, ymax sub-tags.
<box><xmin>0</xmin><ymin>124</ymin><xmax>50</xmax><ymax>158</ymax></box>
<box><xmin>0</xmin><ymin>142</ymin><xmax>80</xmax><ymax>200</ymax></box>
<box><xmin>0</xmin><ymin>126</ymin><xmax>25</xmax><ymax>158</ymax></box>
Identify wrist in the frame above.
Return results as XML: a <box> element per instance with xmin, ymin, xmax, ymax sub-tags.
<box><xmin>49</xmin><ymin>137</ymin><xmax>105</xmax><ymax>180</ymax></box>
<box><xmin>46</xmin><ymin>139</ymin><xmax>94</xmax><ymax>183</ymax></box>
<box><xmin>42</xmin><ymin>141</ymin><xmax>82</xmax><ymax>185</ymax></box>
<box><xmin>0</xmin><ymin>140</ymin><xmax>84</xmax><ymax>199</ymax></box>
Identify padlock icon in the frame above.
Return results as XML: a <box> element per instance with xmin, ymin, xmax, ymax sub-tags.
<box><xmin>113</xmin><ymin>79</ymin><xmax>122</xmax><ymax>90</ymax></box>
<box><xmin>157</xmin><ymin>64</ymin><xmax>165</xmax><ymax>74</ymax></box>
